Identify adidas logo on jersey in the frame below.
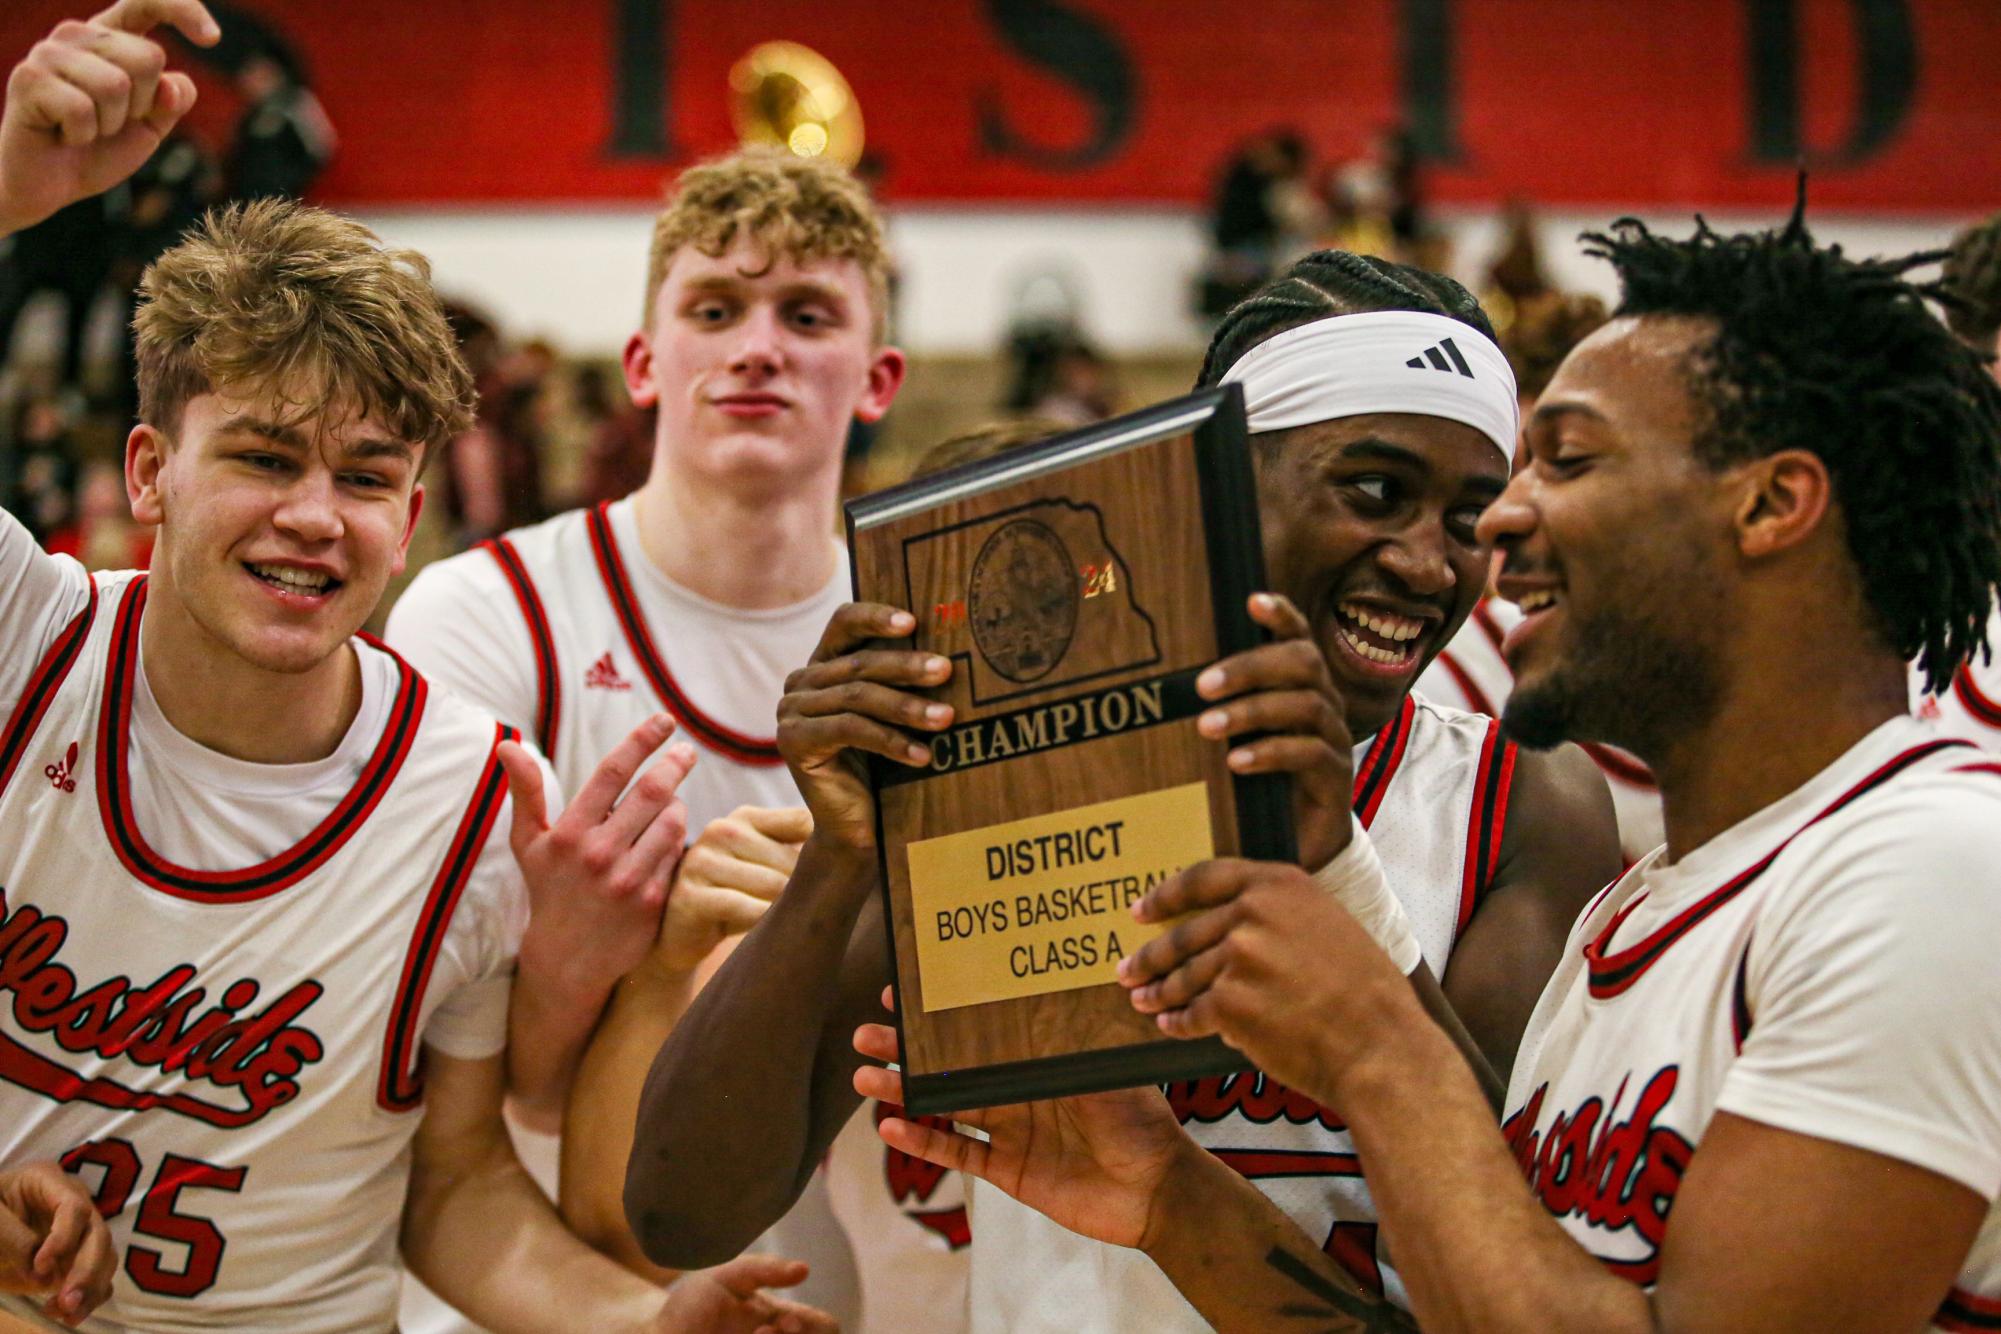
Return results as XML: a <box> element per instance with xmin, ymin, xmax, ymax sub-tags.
<box><xmin>42</xmin><ymin>741</ymin><xmax>78</xmax><ymax>793</ymax></box>
<box><xmin>1405</xmin><ymin>336</ymin><xmax>1476</xmax><ymax>378</ymax></box>
<box><xmin>585</xmin><ymin>652</ymin><xmax>632</xmax><ymax>691</ymax></box>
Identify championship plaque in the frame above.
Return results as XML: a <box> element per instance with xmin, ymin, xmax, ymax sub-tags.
<box><xmin>845</xmin><ymin>386</ymin><xmax>1296</xmax><ymax>1115</ymax></box>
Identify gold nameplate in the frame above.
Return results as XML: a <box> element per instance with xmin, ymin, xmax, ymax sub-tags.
<box><xmin>907</xmin><ymin>782</ymin><xmax>1215</xmax><ymax>1012</ymax></box>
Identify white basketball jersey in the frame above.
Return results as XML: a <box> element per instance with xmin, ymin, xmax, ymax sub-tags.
<box><xmin>1912</xmin><ymin>606</ymin><xmax>2001</xmax><ymax>750</ymax></box>
<box><xmin>967</xmin><ymin>694</ymin><xmax>1517</xmax><ymax>1330</ymax></box>
<box><xmin>1418</xmin><ymin>597</ymin><xmax>1665</xmax><ymax>864</ymax></box>
<box><xmin>1504</xmin><ymin>720</ymin><xmax>2001</xmax><ymax>1331</ymax></box>
<box><xmin>0</xmin><ymin>573</ymin><xmax>517</xmax><ymax>1332</ymax></box>
<box><xmin>390</xmin><ymin>498</ymin><xmax>961</xmax><ymax>1333</ymax></box>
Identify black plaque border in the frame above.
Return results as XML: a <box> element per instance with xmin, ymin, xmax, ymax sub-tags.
<box><xmin>845</xmin><ymin>385</ymin><xmax>1296</xmax><ymax>1116</ymax></box>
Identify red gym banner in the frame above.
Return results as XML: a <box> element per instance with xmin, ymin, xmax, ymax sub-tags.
<box><xmin>3</xmin><ymin>0</ymin><xmax>1996</xmax><ymax>210</ymax></box>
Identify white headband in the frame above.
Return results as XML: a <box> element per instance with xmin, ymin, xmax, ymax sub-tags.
<box><xmin>1220</xmin><ymin>310</ymin><xmax>1520</xmax><ymax>464</ymax></box>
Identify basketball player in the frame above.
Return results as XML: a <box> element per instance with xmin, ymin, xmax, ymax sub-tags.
<box><xmin>1913</xmin><ymin>212</ymin><xmax>2001</xmax><ymax>747</ymax></box>
<box><xmin>0</xmin><ymin>9</ymin><xmax>829</xmax><ymax>1329</ymax></box>
<box><xmin>383</xmin><ymin>150</ymin><xmax>917</xmax><ymax>1327</ymax></box>
<box><xmin>1089</xmin><ymin>205</ymin><xmax>2001</xmax><ymax>1330</ymax></box>
<box><xmin>1417</xmin><ymin>293</ymin><xmax>1665</xmax><ymax>862</ymax></box>
<box><xmin>624</xmin><ymin>251</ymin><xmax>1623</xmax><ymax>1328</ymax></box>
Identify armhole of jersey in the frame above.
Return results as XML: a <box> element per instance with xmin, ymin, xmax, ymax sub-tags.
<box><xmin>376</xmin><ymin>723</ymin><xmax>516</xmax><ymax>1113</ymax></box>
<box><xmin>1952</xmin><ymin>666</ymin><xmax>2001</xmax><ymax>731</ymax></box>
<box><xmin>1455</xmin><ymin>719</ymin><xmax>1518</xmax><ymax>943</ymax></box>
<box><xmin>1433</xmin><ymin>648</ymin><xmax>1496</xmax><ymax>716</ymax></box>
<box><xmin>1729</xmin><ymin>934</ymin><xmax>1755</xmax><ymax>1054</ymax></box>
<box><xmin>480</xmin><ymin>537</ymin><xmax>561</xmax><ymax>757</ymax></box>
<box><xmin>1936</xmin><ymin>1285</ymin><xmax>2001</xmax><ymax>1332</ymax></box>
<box><xmin>0</xmin><ymin>575</ymin><xmax>99</xmax><ymax>799</ymax></box>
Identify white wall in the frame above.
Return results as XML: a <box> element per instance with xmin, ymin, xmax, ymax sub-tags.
<box><xmin>344</xmin><ymin>204</ymin><xmax>1987</xmax><ymax>359</ymax></box>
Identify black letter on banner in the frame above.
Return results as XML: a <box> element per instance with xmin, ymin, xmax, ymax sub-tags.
<box><xmin>1399</xmin><ymin>0</ymin><xmax>1462</xmax><ymax>162</ymax></box>
<box><xmin>1745</xmin><ymin>0</ymin><xmax>1916</xmax><ymax>165</ymax></box>
<box><xmin>977</xmin><ymin>0</ymin><xmax>1136</xmax><ymax>169</ymax></box>
<box><xmin>606</xmin><ymin>0</ymin><xmax>676</xmax><ymax>158</ymax></box>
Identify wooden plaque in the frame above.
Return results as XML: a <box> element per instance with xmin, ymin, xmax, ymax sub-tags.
<box><xmin>845</xmin><ymin>386</ymin><xmax>1295</xmax><ymax>1115</ymax></box>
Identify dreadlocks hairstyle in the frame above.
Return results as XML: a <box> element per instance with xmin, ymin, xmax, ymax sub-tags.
<box><xmin>1194</xmin><ymin>250</ymin><xmax>1496</xmax><ymax>392</ymax></box>
<box><xmin>1941</xmin><ymin>212</ymin><xmax>2001</xmax><ymax>354</ymax></box>
<box><xmin>1581</xmin><ymin>198</ymin><xmax>2001</xmax><ymax>690</ymax></box>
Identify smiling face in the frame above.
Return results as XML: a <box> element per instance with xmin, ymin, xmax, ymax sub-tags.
<box><xmin>1254</xmin><ymin>412</ymin><xmax>1508</xmax><ymax>739</ymax></box>
<box><xmin>1478</xmin><ymin>315</ymin><xmax>1738</xmax><ymax>756</ymax></box>
<box><xmin>624</xmin><ymin>236</ymin><xmax>904</xmax><ymax>492</ymax></box>
<box><xmin>127</xmin><ymin>387</ymin><xmax>424</xmax><ymax>676</ymax></box>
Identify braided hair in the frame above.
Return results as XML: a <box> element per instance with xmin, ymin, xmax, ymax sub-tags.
<box><xmin>1942</xmin><ymin>212</ymin><xmax>2001</xmax><ymax>353</ymax></box>
<box><xmin>1582</xmin><ymin>198</ymin><xmax>2001</xmax><ymax>690</ymax></box>
<box><xmin>1195</xmin><ymin>249</ymin><xmax>1496</xmax><ymax>391</ymax></box>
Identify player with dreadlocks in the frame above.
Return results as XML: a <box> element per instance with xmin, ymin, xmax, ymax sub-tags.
<box><xmin>626</xmin><ymin>242</ymin><xmax>1623</xmax><ymax>1331</ymax></box>
<box><xmin>1074</xmin><ymin>200</ymin><xmax>2001</xmax><ymax>1331</ymax></box>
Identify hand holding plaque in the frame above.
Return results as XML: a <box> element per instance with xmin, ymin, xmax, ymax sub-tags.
<box><xmin>845</xmin><ymin>387</ymin><xmax>1298</xmax><ymax>1114</ymax></box>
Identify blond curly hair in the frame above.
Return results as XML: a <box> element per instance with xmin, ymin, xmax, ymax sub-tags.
<box><xmin>135</xmin><ymin>199</ymin><xmax>475</xmax><ymax>455</ymax></box>
<box><xmin>643</xmin><ymin>148</ymin><xmax>891</xmax><ymax>341</ymax></box>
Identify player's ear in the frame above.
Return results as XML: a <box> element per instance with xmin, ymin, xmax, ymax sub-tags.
<box><xmin>1733</xmin><ymin>448</ymin><xmax>1831</xmax><ymax>560</ymax></box>
<box><xmin>391</xmin><ymin>483</ymin><xmax>426</xmax><ymax>577</ymax></box>
<box><xmin>855</xmin><ymin>345</ymin><xmax>908</xmax><ymax>425</ymax></box>
<box><xmin>126</xmin><ymin>423</ymin><xmax>169</xmax><ymax>526</ymax></box>
<box><xmin>622</xmin><ymin>330</ymin><xmax>660</xmax><ymax>409</ymax></box>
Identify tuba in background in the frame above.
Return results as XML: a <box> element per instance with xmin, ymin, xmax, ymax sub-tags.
<box><xmin>728</xmin><ymin>40</ymin><xmax>864</xmax><ymax>167</ymax></box>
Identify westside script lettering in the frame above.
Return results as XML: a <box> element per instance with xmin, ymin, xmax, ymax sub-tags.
<box><xmin>1502</xmin><ymin>1067</ymin><xmax>1694</xmax><ymax>1284</ymax></box>
<box><xmin>0</xmin><ymin>886</ymin><xmax>325</xmax><ymax>1127</ymax></box>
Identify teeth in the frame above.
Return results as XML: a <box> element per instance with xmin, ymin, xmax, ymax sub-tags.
<box><xmin>1337</xmin><ymin>602</ymin><xmax>1424</xmax><ymax>643</ymax></box>
<box><xmin>1339</xmin><ymin>626</ymin><xmax>1415</xmax><ymax>665</ymax></box>
<box><xmin>1516</xmin><ymin>589</ymin><xmax>1560</xmax><ymax>613</ymax></box>
<box><xmin>250</xmin><ymin>563</ymin><xmax>332</xmax><ymax>592</ymax></box>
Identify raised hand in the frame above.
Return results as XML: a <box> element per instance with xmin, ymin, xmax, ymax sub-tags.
<box><xmin>0</xmin><ymin>1160</ymin><xmax>116</xmax><ymax>1326</ymax></box>
<box><xmin>503</xmin><ymin>715</ymin><xmax>697</xmax><ymax>1007</ymax></box>
<box><xmin>776</xmin><ymin>602</ymin><xmax>953</xmax><ymax>859</ymax></box>
<box><xmin>853</xmin><ymin>996</ymin><xmax>1193</xmax><ymax>1252</ymax></box>
<box><xmin>1119</xmin><ymin>858</ymin><xmax>1410</xmax><ymax>1108</ymax></box>
<box><xmin>1197</xmin><ymin>593</ymin><xmax>1355</xmax><ymax>870</ymax></box>
<box><xmin>0</xmin><ymin>0</ymin><xmax>220</xmax><ymax>236</ymax></box>
<box><xmin>654</xmin><ymin>805</ymin><xmax>812</xmax><ymax>974</ymax></box>
<box><xmin>649</xmin><ymin>1254</ymin><xmax>836</xmax><ymax>1334</ymax></box>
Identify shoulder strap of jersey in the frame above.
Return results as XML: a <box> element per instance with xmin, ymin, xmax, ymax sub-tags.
<box><xmin>0</xmin><ymin>575</ymin><xmax>99</xmax><ymax>800</ymax></box>
<box><xmin>377</xmin><ymin>722</ymin><xmax>517</xmax><ymax>1112</ymax></box>
<box><xmin>478</xmin><ymin>535</ymin><xmax>562</xmax><ymax>756</ymax></box>
<box><xmin>1455</xmin><ymin>718</ymin><xmax>1518</xmax><ymax>943</ymax></box>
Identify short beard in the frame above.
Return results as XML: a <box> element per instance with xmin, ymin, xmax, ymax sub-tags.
<box><xmin>1502</xmin><ymin>598</ymin><xmax>1724</xmax><ymax>760</ymax></box>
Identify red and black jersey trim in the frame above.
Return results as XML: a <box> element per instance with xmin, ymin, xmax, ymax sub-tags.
<box><xmin>584</xmin><ymin>503</ymin><xmax>782</xmax><ymax>768</ymax></box>
<box><xmin>1938</xmin><ymin>1286</ymin><xmax>2001</xmax><ymax>1332</ymax></box>
<box><xmin>1431</xmin><ymin>648</ymin><xmax>1496</xmax><ymax>715</ymax></box>
<box><xmin>0</xmin><ymin>576</ymin><xmax>98</xmax><ymax>799</ymax></box>
<box><xmin>1354</xmin><ymin>695</ymin><xmax>1416</xmax><ymax>829</ymax></box>
<box><xmin>378</xmin><ymin>724</ymin><xmax>514</xmax><ymax>1112</ymax></box>
<box><xmin>1456</xmin><ymin>719</ymin><xmax>1518</xmax><ymax>941</ymax></box>
<box><xmin>1952</xmin><ymin>666</ymin><xmax>2001</xmax><ymax>731</ymax></box>
<box><xmin>1729</xmin><ymin>937</ymin><xmax>1754</xmax><ymax>1052</ymax></box>
<box><xmin>1211</xmin><ymin>1147</ymin><xmax>1363</xmax><ymax>1180</ymax></box>
<box><xmin>1471</xmin><ymin>599</ymin><xmax>1507</xmax><ymax>652</ymax></box>
<box><xmin>97</xmin><ymin>579</ymin><xmax>427</xmax><ymax>902</ymax></box>
<box><xmin>1584</xmin><ymin>739</ymin><xmax>1964</xmax><ymax>999</ymax></box>
<box><xmin>1580</xmin><ymin>740</ymin><xmax>1656</xmax><ymax>790</ymax></box>
<box><xmin>479</xmin><ymin>536</ymin><xmax>561</xmax><ymax>756</ymax></box>
<box><xmin>1324</xmin><ymin>1222</ymin><xmax>1386</xmax><ymax>1297</ymax></box>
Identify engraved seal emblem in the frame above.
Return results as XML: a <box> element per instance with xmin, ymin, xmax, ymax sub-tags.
<box><xmin>968</xmin><ymin>519</ymin><xmax>1078</xmax><ymax>683</ymax></box>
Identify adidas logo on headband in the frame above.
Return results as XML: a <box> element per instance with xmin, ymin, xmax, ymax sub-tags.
<box><xmin>1405</xmin><ymin>336</ymin><xmax>1475</xmax><ymax>379</ymax></box>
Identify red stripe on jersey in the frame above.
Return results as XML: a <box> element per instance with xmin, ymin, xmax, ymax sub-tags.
<box><xmin>585</xmin><ymin>503</ymin><xmax>782</xmax><ymax>767</ymax></box>
<box><xmin>378</xmin><ymin>724</ymin><xmax>515</xmax><ymax>1112</ymax></box>
<box><xmin>1584</xmin><ymin>740</ymin><xmax>1965</xmax><ymax>999</ymax></box>
<box><xmin>1580</xmin><ymin>740</ymin><xmax>1658</xmax><ymax>790</ymax></box>
<box><xmin>1457</xmin><ymin>721</ymin><xmax>1517</xmax><ymax>942</ymax></box>
<box><xmin>97</xmin><ymin>581</ymin><xmax>427</xmax><ymax>902</ymax></box>
<box><xmin>1432</xmin><ymin>648</ymin><xmax>1496</xmax><ymax>716</ymax></box>
<box><xmin>1952</xmin><ymin>666</ymin><xmax>2001</xmax><ymax>731</ymax></box>
<box><xmin>1211</xmin><ymin>1148</ymin><xmax>1363</xmax><ymax>1179</ymax></box>
<box><xmin>480</xmin><ymin>536</ymin><xmax>562</xmax><ymax>756</ymax></box>
<box><xmin>0</xmin><ymin>576</ymin><xmax>98</xmax><ymax>799</ymax></box>
<box><xmin>1471</xmin><ymin>599</ymin><xmax>1507</xmax><ymax>652</ymax></box>
<box><xmin>1354</xmin><ymin>696</ymin><xmax>1415</xmax><ymax>829</ymax></box>
<box><xmin>1938</xmin><ymin>1286</ymin><xmax>2001</xmax><ymax>1331</ymax></box>
<box><xmin>1324</xmin><ymin>1222</ymin><xmax>1385</xmax><ymax>1297</ymax></box>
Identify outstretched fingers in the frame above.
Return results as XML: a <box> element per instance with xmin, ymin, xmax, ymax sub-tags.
<box><xmin>94</xmin><ymin>0</ymin><xmax>221</xmax><ymax>45</ymax></box>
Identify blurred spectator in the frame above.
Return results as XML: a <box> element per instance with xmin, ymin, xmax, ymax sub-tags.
<box><xmin>3</xmin><ymin>396</ymin><xmax>81</xmax><ymax>547</ymax></box>
<box><xmin>110</xmin><ymin>133</ymin><xmax>221</xmax><ymax>421</ymax></box>
<box><xmin>1198</xmin><ymin>128</ymin><xmax>1311</xmax><ymax>316</ymax></box>
<box><xmin>574</xmin><ymin>362</ymin><xmax>655</xmax><ymax>507</ymax></box>
<box><xmin>436</xmin><ymin>302</ymin><xmax>551</xmax><ymax>543</ymax></box>
<box><xmin>228</xmin><ymin>54</ymin><xmax>337</xmax><ymax>203</ymax></box>
<box><xmin>1500</xmin><ymin>291</ymin><xmax>1610</xmax><ymax>415</ymax></box>
<box><xmin>53</xmin><ymin>459</ymin><xmax>153</xmax><ymax>572</ymax></box>
<box><xmin>0</xmin><ymin>194</ymin><xmax>121</xmax><ymax>393</ymax></box>
<box><xmin>1025</xmin><ymin>339</ymin><xmax>1117</xmax><ymax>427</ymax></box>
<box><xmin>1942</xmin><ymin>212</ymin><xmax>2001</xmax><ymax>370</ymax></box>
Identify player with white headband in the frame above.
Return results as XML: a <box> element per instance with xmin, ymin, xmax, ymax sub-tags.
<box><xmin>625</xmin><ymin>249</ymin><xmax>1621</xmax><ymax>1330</ymax></box>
